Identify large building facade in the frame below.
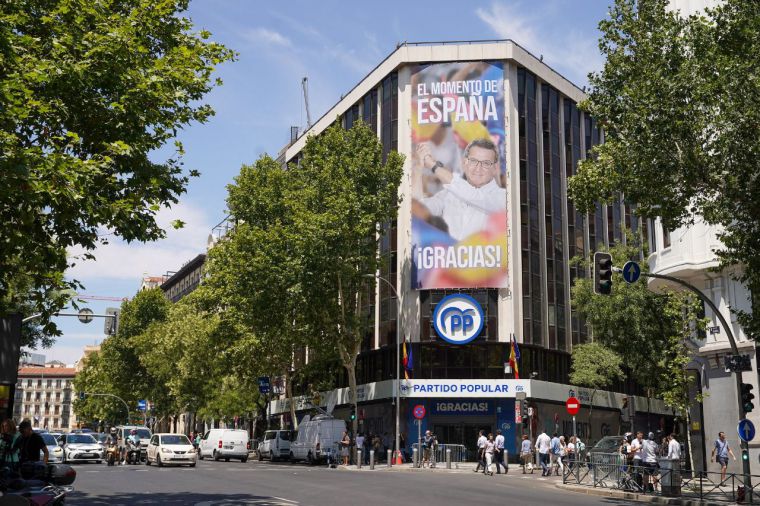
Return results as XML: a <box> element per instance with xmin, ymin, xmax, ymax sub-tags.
<box><xmin>13</xmin><ymin>366</ymin><xmax>77</xmax><ymax>431</ymax></box>
<box><xmin>270</xmin><ymin>41</ymin><xmax>672</xmax><ymax>457</ymax></box>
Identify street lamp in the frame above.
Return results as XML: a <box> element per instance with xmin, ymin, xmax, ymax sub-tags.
<box><xmin>363</xmin><ymin>272</ymin><xmax>401</xmax><ymax>464</ymax></box>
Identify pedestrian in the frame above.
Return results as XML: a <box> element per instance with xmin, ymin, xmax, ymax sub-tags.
<box><xmin>372</xmin><ymin>433</ymin><xmax>382</xmax><ymax>461</ymax></box>
<box><xmin>355</xmin><ymin>432</ymin><xmax>365</xmax><ymax>465</ymax></box>
<box><xmin>556</xmin><ymin>436</ymin><xmax>567</xmax><ymax>476</ymax></box>
<box><xmin>422</xmin><ymin>430</ymin><xmax>433</xmax><ymax>468</ymax></box>
<box><xmin>14</xmin><ymin>420</ymin><xmax>48</xmax><ymax>465</ymax></box>
<box><xmin>566</xmin><ymin>436</ymin><xmax>576</xmax><ymax>470</ymax></box>
<box><xmin>549</xmin><ymin>432</ymin><xmax>560</xmax><ymax>476</ymax></box>
<box><xmin>520</xmin><ymin>434</ymin><xmax>533</xmax><ymax>474</ymax></box>
<box><xmin>630</xmin><ymin>431</ymin><xmax>645</xmax><ymax>488</ymax></box>
<box><xmin>364</xmin><ymin>432</ymin><xmax>371</xmax><ymax>464</ymax></box>
<box><xmin>535</xmin><ymin>430</ymin><xmax>551</xmax><ymax>476</ymax></box>
<box><xmin>667</xmin><ymin>433</ymin><xmax>681</xmax><ymax>460</ymax></box>
<box><xmin>474</xmin><ymin>430</ymin><xmax>487</xmax><ymax>473</ymax></box>
<box><xmin>340</xmin><ymin>430</ymin><xmax>350</xmax><ymax>466</ymax></box>
<box><xmin>494</xmin><ymin>429</ymin><xmax>507</xmax><ymax>474</ymax></box>
<box><xmin>0</xmin><ymin>418</ymin><xmax>20</xmax><ymax>471</ymax></box>
<box><xmin>711</xmin><ymin>431</ymin><xmax>736</xmax><ymax>485</ymax></box>
<box><xmin>642</xmin><ymin>432</ymin><xmax>660</xmax><ymax>492</ymax></box>
<box><xmin>484</xmin><ymin>433</ymin><xmax>495</xmax><ymax>476</ymax></box>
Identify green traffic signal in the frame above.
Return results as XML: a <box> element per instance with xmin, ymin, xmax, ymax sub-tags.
<box><xmin>741</xmin><ymin>383</ymin><xmax>755</xmax><ymax>414</ymax></box>
<box><xmin>594</xmin><ymin>252</ymin><xmax>613</xmax><ymax>295</ymax></box>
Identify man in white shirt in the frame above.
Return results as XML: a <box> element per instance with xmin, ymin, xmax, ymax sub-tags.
<box><xmin>494</xmin><ymin>429</ymin><xmax>507</xmax><ymax>474</ymax></box>
<box><xmin>667</xmin><ymin>433</ymin><xmax>681</xmax><ymax>460</ymax></box>
<box><xmin>417</xmin><ymin>138</ymin><xmax>507</xmax><ymax>241</ymax></box>
<box><xmin>474</xmin><ymin>430</ymin><xmax>487</xmax><ymax>473</ymax></box>
<box><xmin>535</xmin><ymin>431</ymin><xmax>552</xmax><ymax>476</ymax></box>
<box><xmin>355</xmin><ymin>433</ymin><xmax>365</xmax><ymax>465</ymax></box>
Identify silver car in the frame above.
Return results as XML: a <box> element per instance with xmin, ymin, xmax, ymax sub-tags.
<box><xmin>42</xmin><ymin>433</ymin><xmax>64</xmax><ymax>463</ymax></box>
<box><xmin>60</xmin><ymin>433</ymin><xmax>103</xmax><ymax>463</ymax></box>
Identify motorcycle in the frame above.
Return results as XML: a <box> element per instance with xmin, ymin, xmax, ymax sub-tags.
<box><xmin>125</xmin><ymin>440</ymin><xmax>141</xmax><ymax>465</ymax></box>
<box><xmin>105</xmin><ymin>442</ymin><xmax>119</xmax><ymax>466</ymax></box>
<box><xmin>0</xmin><ymin>462</ymin><xmax>76</xmax><ymax>505</ymax></box>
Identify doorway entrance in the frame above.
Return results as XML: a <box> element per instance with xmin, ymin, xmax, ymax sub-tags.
<box><xmin>431</xmin><ymin>418</ymin><xmax>493</xmax><ymax>459</ymax></box>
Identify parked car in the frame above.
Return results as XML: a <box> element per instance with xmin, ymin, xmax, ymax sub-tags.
<box><xmin>289</xmin><ymin>414</ymin><xmax>346</xmax><ymax>465</ymax></box>
<box><xmin>146</xmin><ymin>433</ymin><xmax>196</xmax><ymax>467</ymax></box>
<box><xmin>60</xmin><ymin>433</ymin><xmax>103</xmax><ymax>463</ymax></box>
<box><xmin>198</xmin><ymin>429</ymin><xmax>249</xmax><ymax>462</ymax></box>
<box><xmin>114</xmin><ymin>425</ymin><xmax>152</xmax><ymax>462</ymax></box>
<box><xmin>42</xmin><ymin>433</ymin><xmax>64</xmax><ymax>463</ymax></box>
<box><xmin>258</xmin><ymin>430</ymin><xmax>292</xmax><ymax>462</ymax></box>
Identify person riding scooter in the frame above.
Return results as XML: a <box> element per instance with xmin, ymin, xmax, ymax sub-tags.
<box><xmin>124</xmin><ymin>429</ymin><xmax>141</xmax><ymax>465</ymax></box>
<box><xmin>104</xmin><ymin>435</ymin><xmax>119</xmax><ymax>466</ymax></box>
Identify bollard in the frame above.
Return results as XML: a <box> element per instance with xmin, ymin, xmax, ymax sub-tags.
<box><xmin>446</xmin><ymin>448</ymin><xmax>451</xmax><ymax>469</ymax></box>
<box><xmin>387</xmin><ymin>449</ymin><xmax>392</xmax><ymax>467</ymax></box>
<box><xmin>369</xmin><ymin>450</ymin><xmax>375</xmax><ymax>470</ymax></box>
<box><xmin>412</xmin><ymin>447</ymin><xmax>419</xmax><ymax>468</ymax></box>
<box><xmin>357</xmin><ymin>449</ymin><xmax>362</xmax><ymax>469</ymax></box>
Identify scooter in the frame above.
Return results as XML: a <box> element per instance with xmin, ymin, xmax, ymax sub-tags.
<box><xmin>105</xmin><ymin>442</ymin><xmax>120</xmax><ymax>466</ymax></box>
<box><xmin>1</xmin><ymin>462</ymin><xmax>76</xmax><ymax>505</ymax></box>
<box><xmin>125</xmin><ymin>440</ymin><xmax>141</xmax><ymax>465</ymax></box>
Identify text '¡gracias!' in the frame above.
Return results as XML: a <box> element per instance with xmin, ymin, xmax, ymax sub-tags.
<box><xmin>416</xmin><ymin>80</ymin><xmax>501</xmax><ymax>125</ymax></box>
<box><xmin>417</xmin><ymin>245</ymin><xmax>502</xmax><ymax>270</ymax></box>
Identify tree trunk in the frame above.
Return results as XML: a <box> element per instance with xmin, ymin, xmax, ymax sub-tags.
<box><xmin>686</xmin><ymin>410</ymin><xmax>695</xmax><ymax>474</ymax></box>
<box><xmin>285</xmin><ymin>368</ymin><xmax>298</xmax><ymax>430</ymax></box>
<box><xmin>588</xmin><ymin>389</ymin><xmax>597</xmax><ymax>440</ymax></box>
<box><xmin>346</xmin><ymin>355</ymin><xmax>358</xmax><ymax>463</ymax></box>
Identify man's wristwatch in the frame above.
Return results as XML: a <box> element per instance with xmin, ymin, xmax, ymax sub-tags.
<box><xmin>431</xmin><ymin>160</ymin><xmax>443</xmax><ymax>173</ymax></box>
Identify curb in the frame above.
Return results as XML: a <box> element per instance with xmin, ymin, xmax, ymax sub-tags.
<box><xmin>555</xmin><ymin>483</ymin><xmax>730</xmax><ymax>506</ymax></box>
<box><xmin>338</xmin><ymin>464</ymin><xmax>478</xmax><ymax>473</ymax></box>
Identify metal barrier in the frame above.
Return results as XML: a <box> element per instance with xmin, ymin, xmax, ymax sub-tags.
<box><xmin>563</xmin><ymin>452</ymin><xmax>760</xmax><ymax>503</ymax></box>
<box><xmin>410</xmin><ymin>443</ymin><xmax>467</xmax><ymax>464</ymax></box>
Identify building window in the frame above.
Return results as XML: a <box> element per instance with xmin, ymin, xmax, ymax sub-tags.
<box><xmin>663</xmin><ymin>225</ymin><xmax>671</xmax><ymax>248</ymax></box>
<box><xmin>46</xmin><ymin>380</ymin><xmax>52</xmax><ymax>388</ymax></box>
<box><xmin>37</xmin><ymin>380</ymin><xmax>42</xmax><ymax>388</ymax></box>
<box><xmin>379</xmin><ymin>221</ymin><xmax>398</xmax><ymax>348</ymax></box>
<box><xmin>55</xmin><ymin>380</ymin><xmax>61</xmax><ymax>389</ymax></box>
<box><xmin>381</xmin><ymin>72</ymin><xmax>398</xmax><ymax>161</ymax></box>
<box><xmin>26</xmin><ymin>380</ymin><xmax>31</xmax><ymax>388</ymax></box>
<box><xmin>344</xmin><ymin>102</ymin><xmax>360</xmax><ymax>130</ymax></box>
<box><xmin>362</xmin><ymin>88</ymin><xmax>378</xmax><ymax>134</ymax></box>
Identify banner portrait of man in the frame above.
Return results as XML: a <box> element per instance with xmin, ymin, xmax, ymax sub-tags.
<box><xmin>411</xmin><ymin>61</ymin><xmax>508</xmax><ymax>289</ymax></box>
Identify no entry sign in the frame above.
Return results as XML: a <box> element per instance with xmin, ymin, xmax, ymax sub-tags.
<box><xmin>566</xmin><ymin>397</ymin><xmax>580</xmax><ymax>416</ymax></box>
<box><xmin>413</xmin><ymin>404</ymin><xmax>426</xmax><ymax>420</ymax></box>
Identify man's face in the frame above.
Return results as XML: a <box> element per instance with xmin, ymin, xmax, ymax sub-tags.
<box><xmin>21</xmin><ymin>427</ymin><xmax>31</xmax><ymax>437</ymax></box>
<box><xmin>719</xmin><ymin>433</ymin><xmax>725</xmax><ymax>440</ymax></box>
<box><xmin>463</xmin><ymin>146</ymin><xmax>498</xmax><ymax>188</ymax></box>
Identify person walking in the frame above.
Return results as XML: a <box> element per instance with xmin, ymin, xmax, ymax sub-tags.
<box><xmin>711</xmin><ymin>431</ymin><xmax>736</xmax><ymax>485</ymax></box>
<box><xmin>520</xmin><ymin>434</ymin><xmax>533</xmax><ymax>474</ymax></box>
<box><xmin>667</xmin><ymin>433</ymin><xmax>681</xmax><ymax>460</ymax></box>
<box><xmin>494</xmin><ymin>429</ymin><xmax>507</xmax><ymax>474</ymax></box>
<box><xmin>642</xmin><ymin>432</ymin><xmax>660</xmax><ymax>492</ymax></box>
<box><xmin>340</xmin><ymin>431</ymin><xmax>350</xmax><ymax>466</ymax></box>
<box><xmin>0</xmin><ymin>418</ymin><xmax>20</xmax><ymax>471</ymax></box>
<box><xmin>556</xmin><ymin>436</ymin><xmax>567</xmax><ymax>476</ymax></box>
<box><xmin>422</xmin><ymin>430</ymin><xmax>433</xmax><ymax>468</ymax></box>
<box><xmin>549</xmin><ymin>432</ymin><xmax>561</xmax><ymax>476</ymax></box>
<box><xmin>484</xmin><ymin>433</ymin><xmax>496</xmax><ymax>476</ymax></box>
<box><xmin>474</xmin><ymin>430</ymin><xmax>487</xmax><ymax>473</ymax></box>
<box><xmin>535</xmin><ymin>430</ymin><xmax>551</xmax><ymax>476</ymax></box>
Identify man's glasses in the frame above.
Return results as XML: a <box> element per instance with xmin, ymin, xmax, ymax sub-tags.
<box><xmin>465</xmin><ymin>157</ymin><xmax>496</xmax><ymax>169</ymax></box>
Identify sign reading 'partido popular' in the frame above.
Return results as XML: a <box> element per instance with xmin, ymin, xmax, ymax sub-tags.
<box><xmin>411</xmin><ymin>61</ymin><xmax>508</xmax><ymax>289</ymax></box>
<box><xmin>433</xmin><ymin>294</ymin><xmax>484</xmax><ymax>344</ymax></box>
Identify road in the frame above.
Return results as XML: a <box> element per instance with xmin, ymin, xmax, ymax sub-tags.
<box><xmin>67</xmin><ymin>459</ymin><xmax>632</xmax><ymax>505</ymax></box>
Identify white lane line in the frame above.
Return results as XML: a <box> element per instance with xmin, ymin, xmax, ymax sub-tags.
<box><xmin>272</xmin><ymin>497</ymin><xmax>298</xmax><ymax>504</ymax></box>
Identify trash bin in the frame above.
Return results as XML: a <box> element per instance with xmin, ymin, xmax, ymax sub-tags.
<box><xmin>659</xmin><ymin>457</ymin><xmax>681</xmax><ymax>497</ymax></box>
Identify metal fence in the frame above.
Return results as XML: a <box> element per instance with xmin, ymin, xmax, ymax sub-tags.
<box><xmin>563</xmin><ymin>452</ymin><xmax>760</xmax><ymax>503</ymax></box>
<box><xmin>410</xmin><ymin>443</ymin><xmax>468</xmax><ymax>464</ymax></box>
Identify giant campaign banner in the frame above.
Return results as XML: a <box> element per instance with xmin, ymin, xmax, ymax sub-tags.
<box><xmin>411</xmin><ymin>62</ymin><xmax>508</xmax><ymax>289</ymax></box>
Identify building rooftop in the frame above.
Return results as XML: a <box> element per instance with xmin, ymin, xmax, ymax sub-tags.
<box><xmin>18</xmin><ymin>367</ymin><xmax>77</xmax><ymax>377</ymax></box>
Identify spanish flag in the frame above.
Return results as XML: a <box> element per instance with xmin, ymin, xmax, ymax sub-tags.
<box><xmin>403</xmin><ymin>340</ymin><xmax>413</xmax><ymax>380</ymax></box>
<box><xmin>509</xmin><ymin>334</ymin><xmax>520</xmax><ymax>379</ymax></box>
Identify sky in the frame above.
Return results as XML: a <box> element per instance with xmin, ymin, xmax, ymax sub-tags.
<box><xmin>44</xmin><ymin>0</ymin><xmax>611</xmax><ymax>364</ymax></box>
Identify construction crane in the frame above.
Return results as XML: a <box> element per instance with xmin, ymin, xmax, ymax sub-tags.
<box><xmin>302</xmin><ymin>77</ymin><xmax>312</xmax><ymax>128</ymax></box>
<box><xmin>75</xmin><ymin>294</ymin><xmax>129</xmax><ymax>302</ymax></box>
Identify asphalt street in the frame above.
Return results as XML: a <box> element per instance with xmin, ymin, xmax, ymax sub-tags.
<box><xmin>67</xmin><ymin>459</ymin><xmax>634</xmax><ymax>506</ymax></box>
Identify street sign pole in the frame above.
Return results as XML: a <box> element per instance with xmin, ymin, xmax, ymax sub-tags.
<box><xmin>572</xmin><ymin>416</ymin><xmax>576</xmax><ymax>444</ymax></box>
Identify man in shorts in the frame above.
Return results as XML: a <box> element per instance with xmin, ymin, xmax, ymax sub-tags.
<box><xmin>711</xmin><ymin>431</ymin><xmax>736</xmax><ymax>485</ymax></box>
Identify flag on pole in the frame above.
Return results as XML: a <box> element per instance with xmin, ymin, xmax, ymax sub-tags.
<box><xmin>509</xmin><ymin>334</ymin><xmax>520</xmax><ymax>379</ymax></box>
<box><xmin>403</xmin><ymin>340</ymin><xmax>413</xmax><ymax>379</ymax></box>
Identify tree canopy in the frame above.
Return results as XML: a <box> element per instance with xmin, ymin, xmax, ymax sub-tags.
<box><xmin>569</xmin><ymin>0</ymin><xmax>759</xmax><ymax>338</ymax></box>
<box><xmin>0</xmin><ymin>0</ymin><xmax>234</xmax><ymax>345</ymax></box>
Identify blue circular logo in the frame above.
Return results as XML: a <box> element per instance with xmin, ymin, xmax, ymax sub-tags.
<box><xmin>432</xmin><ymin>294</ymin><xmax>484</xmax><ymax>345</ymax></box>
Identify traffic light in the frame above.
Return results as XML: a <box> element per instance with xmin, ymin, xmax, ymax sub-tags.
<box><xmin>350</xmin><ymin>408</ymin><xmax>356</xmax><ymax>421</ymax></box>
<box><xmin>594</xmin><ymin>252</ymin><xmax>613</xmax><ymax>295</ymax></box>
<box><xmin>741</xmin><ymin>383</ymin><xmax>755</xmax><ymax>413</ymax></box>
<box><xmin>78</xmin><ymin>392</ymin><xmax>86</xmax><ymax>400</ymax></box>
<box><xmin>104</xmin><ymin>307</ymin><xmax>119</xmax><ymax>336</ymax></box>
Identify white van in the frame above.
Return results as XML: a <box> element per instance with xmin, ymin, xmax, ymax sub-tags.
<box><xmin>289</xmin><ymin>415</ymin><xmax>346</xmax><ymax>464</ymax></box>
<box><xmin>257</xmin><ymin>430</ymin><xmax>292</xmax><ymax>461</ymax></box>
<box><xmin>198</xmin><ymin>428</ymin><xmax>249</xmax><ymax>462</ymax></box>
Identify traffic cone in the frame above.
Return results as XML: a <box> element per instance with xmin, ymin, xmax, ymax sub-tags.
<box><xmin>395</xmin><ymin>450</ymin><xmax>403</xmax><ymax>465</ymax></box>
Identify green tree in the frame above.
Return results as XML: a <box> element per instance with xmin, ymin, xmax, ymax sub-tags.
<box><xmin>569</xmin><ymin>342</ymin><xmax>624</xmax><ymax>427</ymax></box>
<box><xmin>294</xmin><ymin>122</ymin><xmax>404</xmax><ymax>437</ymax></box>
<box><xmin>570</xmin><ymin>0</ymin><xmax>760</xmax><ymax>338</ymax></box>
<box><xmin>0</xmin><ymin>0</ymin><xmax>234</xmax><ymax>334</ymax></box>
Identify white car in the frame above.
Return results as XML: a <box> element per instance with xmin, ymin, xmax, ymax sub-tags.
<box><xmin>60</xmin><ymin>433</ymin><xmax>103</xmax><ymax>463</ymax></box>
<box><xmin>146</xmin><ymin>433</ymin><xmax>196</xmax><ymax>467</ymax></box>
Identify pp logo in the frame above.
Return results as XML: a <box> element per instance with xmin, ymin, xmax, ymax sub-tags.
<box><xmin>433</xmin><ymin>294</ymin><xmax>484</xmax><ymax>345</ymax></box>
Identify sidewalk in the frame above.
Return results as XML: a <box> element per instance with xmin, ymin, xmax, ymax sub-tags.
<box><xmin>339</xmin><ymin>461</ymin><xmax>563</xmax><ymax>476</ymax></box>
<box><xmin>555</xmin><ymin>482</ymin><xmax>735</xmax><ymax>506</ymax></box>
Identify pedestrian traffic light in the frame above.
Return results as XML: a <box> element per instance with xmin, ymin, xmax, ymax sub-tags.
<box><xmin>594</xmin><ymin>252</ymin><xmax>613</xmax><ymax>295</ymax></box>
<box><xmin>741</xmin><ymin>383</ymin><xmax>755</xmax><ymax>413</ymax></box>
<box><xmin>350</xmin><ymin>408</ymin><xmax>356</xmax><ymax>421</ymax></box>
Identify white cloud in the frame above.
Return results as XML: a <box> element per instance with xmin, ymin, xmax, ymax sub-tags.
<box><xmin>243</xmin><ymin>27</ymin><xmax>292</xmax><ymax>47</ymax></box>
<box><xmin>475</xmin><ymin>1</ymin><xmax>603</xmax><ymax>85</ymax></box>
<box><xmin>66</xmin><ymin>201</ymin><xmax>212</xmax><ymax>282</ymax></box>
